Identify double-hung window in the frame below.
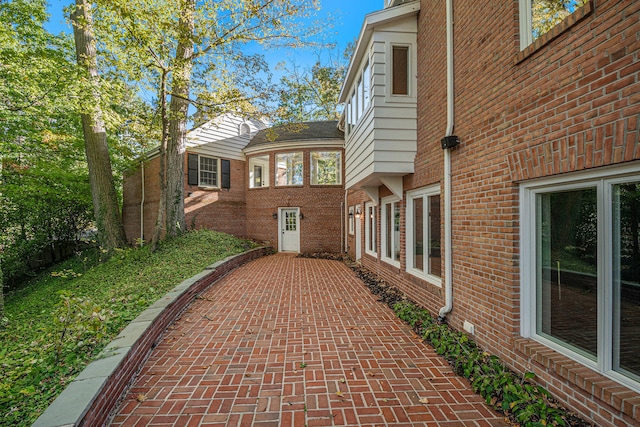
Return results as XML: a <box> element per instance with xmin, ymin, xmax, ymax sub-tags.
<box><xmin>199</xmin><ymin>156</ymin><xmax>218</xmax><ymax>187</ymax></box>
<box><xmin>381</xmin><ymin>196</ymin><xmax>401</xmax><ymax>267</ymax></box>
<box><xmin>365</xmin><ymin>202</ymin><xmax>377</xmax><ymax>256</ymax></box>
<box><xmin>310</xmin><ymin>151</ymin><xmax>342</xmax><ymax>185</ymax></box>
<box><xmin>249</xmin><ymin>155</ymin><xmax>269</xmax><ymax>188</ymax></box>
<box><xmin>406</xmin><ymin>186</ymin><xmax>442</xmax><ymax>285</ymax></box>
<box><xmin>275</xmin><ymin>152</ymin><xmax>303</xmax><ymax>186</ymax></box>
<box><xmin>521</xmin><ymin>167</ymin><xmax>640</xmax><ymax>391</ymax></box>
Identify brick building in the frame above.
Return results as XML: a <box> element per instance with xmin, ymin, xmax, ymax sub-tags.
<box><xmin>122</xmin><ymin>116</ymin><xmax>345</xmax><ymax>253</ymax></box>
<box><xmin>340</xmin><ymin>0</ymin><xmax>639</xmax><ymax>425</ymax></box>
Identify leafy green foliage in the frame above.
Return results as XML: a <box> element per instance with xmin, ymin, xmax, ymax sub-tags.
<box><xmin>394</xmin><ymin>301</ymin><xmax>581</xmax><ymax>427</ymax></box>
<box><xmin>0</xmin><ymin>230</ymin><xmax>257</xmax><ymax>426</ymax></box>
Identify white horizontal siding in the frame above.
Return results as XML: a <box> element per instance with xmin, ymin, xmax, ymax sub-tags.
<box><xmin>186</xmin><ymin>114</ymin><xmax>266</xmax><ymax>161</ymax></box>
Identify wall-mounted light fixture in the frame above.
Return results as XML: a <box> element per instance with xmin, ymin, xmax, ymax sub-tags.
<box><xmin>348</xmin><ymin>211</ymin><xmax>354</xmax><ymax>218</ymax></box>
<box><xmin>272</xmin><ymin>212</ymin><xmax>278</xmax><ymax>219</ymax></box>
<box><xmin>299</xmin><ymin>212</ymin><xmax>304</xmax><ymax>220</ymax></box>
<box><xmin>355</xmin><ymin>207</ymin><xmax>362</xmax><ymax>219</ymax></box>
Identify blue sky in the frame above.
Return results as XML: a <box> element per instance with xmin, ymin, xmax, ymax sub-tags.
<box><xmin>45</xmin><ymin>0</ymin><xmax>380</xmax><ymax>67</ymax></box>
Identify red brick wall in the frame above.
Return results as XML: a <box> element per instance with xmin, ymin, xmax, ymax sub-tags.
<box><xmin>351</xmin><ymin>0</ymin><xmax>640</xmax><ymax>425</ymax></box>
<box><xmin>246</xmin><ymin>148</ymin><xmax>344</xmax><ymax>253</ymax></box>
<box><xmin>122</xmin><ymin>155</ymin><xmax>247</xmax><ymax>244</ymax></box>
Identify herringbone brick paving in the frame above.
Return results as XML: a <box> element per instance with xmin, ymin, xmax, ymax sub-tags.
<box><xmin>110</xmin><ymin>254</ymin><xmax>508</xmax><ymax>426</ymax></box>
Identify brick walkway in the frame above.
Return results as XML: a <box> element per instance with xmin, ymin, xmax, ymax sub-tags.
<box><xmin>110</xmin><ymin>254</ymin><xmax>507</xmax><ymax>427</ymax></box>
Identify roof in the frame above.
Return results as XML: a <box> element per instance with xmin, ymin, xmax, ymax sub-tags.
<box><xmin>244</xmin><ymin>121</ymin><xmax>344</xmax><ymax>151</ymax></box>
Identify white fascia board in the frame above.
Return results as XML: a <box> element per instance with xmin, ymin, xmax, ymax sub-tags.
<box><xmin>338</xmin><ymin>1</ymin><xmax>421</xmax><ymax>103</ymax></box>
<box><xmin>243</xmin><ymin>139</ymin><xmax>344</xmax><ymax>156</ymax></box>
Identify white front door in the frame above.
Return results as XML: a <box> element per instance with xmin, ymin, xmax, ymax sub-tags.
<box><xmin>355</xmin><ymin>207</ymin><xmax>362</xmax><ymax>261</ymax></box>
<box><xmin>279</xmin><ymin>208</ymin><xmax>300</xmax><ymax>252</ymax></box>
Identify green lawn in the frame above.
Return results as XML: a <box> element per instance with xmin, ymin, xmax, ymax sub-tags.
<box><xmin>0</xmin><ymin>230</ymin><xmax>257</xmax><ymax>427</ymax></box>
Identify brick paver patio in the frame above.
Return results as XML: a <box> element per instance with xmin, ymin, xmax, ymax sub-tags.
<box><xmin>110</xmin><ymin>254</ymin><xmax>508</xmax><ymax>426</ymax></box>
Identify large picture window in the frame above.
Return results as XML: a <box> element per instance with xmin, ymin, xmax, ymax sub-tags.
<box><xmin>381</xmin><ymin>196</ymin><xmax>401</xmax><ymax>267</ymax></box>
<box><xmin>249</xmin><ymin>155</ymin><xmax>269</xmax><ymax>188</ymax></box>
<box><xmin>521</xmin><ymin>168</ymin><xmax>640</xmax><ymax>390</ymax></box>
<box><xmin>275</xmin><ymin>152</ymin><xmax>303</xmax><ymax>186</ymax></box>
<box><xmin>310</xmin><ymin>151</ymin><xmax>342</xmax><ymax>185</ymax></box>
<box><xmin>406</xmin><ymin>186</ymin><xmax>442</xmax><ymax>285</ymax></box>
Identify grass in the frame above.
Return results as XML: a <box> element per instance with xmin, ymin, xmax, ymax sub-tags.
<box><xmin>0</xmin><ymin>230</ymin><xmax>258</xmax><ymax>427</ymax></box>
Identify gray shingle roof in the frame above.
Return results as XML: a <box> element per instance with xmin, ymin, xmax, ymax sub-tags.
<box><xmin>245</xmin><ymin>121</ymin><xmax>344</xmax><ymax>150</ymax></box>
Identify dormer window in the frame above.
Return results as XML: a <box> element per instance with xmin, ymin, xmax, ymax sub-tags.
<box><xmin>392</xmin><ymin>46</ymin><xmax>409</xmax><ymax>95</ymax></box>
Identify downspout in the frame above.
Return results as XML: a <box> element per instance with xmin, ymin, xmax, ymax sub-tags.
<box><xmin>140</xmin><ymin>161</ymin><xmax>145</xmax><ymax>245</ymax></box>
<box><xmin>344</xmin><ymin>191</ymin><xmax>348</xmax><ymax>253</ymax></box>
<box><xmin>438</xmin><ymin>0</ymin><xmax>455</xmax><ymax>321</ymax></box>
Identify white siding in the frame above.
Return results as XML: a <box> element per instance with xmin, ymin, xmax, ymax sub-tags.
<box><xmin>343</xmin><ymin>13</ymin><xmax>418</xmax><ymax>190</ymax></box>
<box><xmin>187</xmin><ymin>114</ymin><xmax>266</xmax><ymax>161</ymax></box>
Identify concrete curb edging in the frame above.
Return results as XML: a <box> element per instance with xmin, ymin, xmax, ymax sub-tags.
<box><xmin>32</xmin><ymin>246</ymin><xmax>271</xmax><ymax>427</ymax></box>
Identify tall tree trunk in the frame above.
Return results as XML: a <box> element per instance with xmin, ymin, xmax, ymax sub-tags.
<box><xmin>164</xmin><ymin>0</ymin><xmax>195</xmax><ymax>238</ymax></box>
<box><xmin>71</xmin><ymin>0</ymin><xmax>127</xmax><ymax>251</ymax></box>
<box><xmin>152</xmin><ymin>69</ymin><xmax>169</xmax><ymax>249</ymax></box>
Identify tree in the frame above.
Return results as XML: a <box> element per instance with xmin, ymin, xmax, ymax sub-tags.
<box><xmin>92</xmin><ymin>0</ymin><xmax>324</xmax><ymax>245</ymax></box>
<box><xmin>275</xmin><ymin>46</ymin><xmax>351</xmax><ymax>123</ymax></box>
<box><xmin>70</xmin><ymin>0</ymin><xmax>127</xmax><ymax>251</ymax></box>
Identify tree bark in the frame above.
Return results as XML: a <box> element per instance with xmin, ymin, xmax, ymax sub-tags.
<box><xmin>151</xmin><ymin>69</ymin><xmax>169</xmax><ymax>249</ymax></box>
<box><xmin>71</xmin><ymin>0</ymin><xmax>127</xmax><ymax>251</ymax></box>
<box><xmin>164</xmin><ymin>0</ymin><xmax>195</xmax><ymax>238</ymax></box>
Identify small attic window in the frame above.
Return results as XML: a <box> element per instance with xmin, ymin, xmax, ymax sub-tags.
<box><xmin>239</xmin><ymin>123</ymin><xmax>251</xmax><ymax>136</ymax></box>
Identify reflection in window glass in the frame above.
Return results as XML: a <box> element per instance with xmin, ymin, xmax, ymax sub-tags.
<box><xmin>311</xmin><ymin>151</ymin><xmax>342</xmax><ymax>185</ymax></box>
<box><xmin>613</xmin><ymin>182</ymin><xmax>640</xmax><ymax>380</ymax></box>
<box><xmin>536</xmin><ymin>188</ymin><xmax>598</xmax><ymax>358</ymax></box>
<box><xmin>429</xmin><ymin>195</ymin><xmax>442</xmax><ymax>277</ymax></box>
<box><xmin>414</xmin><ymin>197</ymin><xmax>424</xmax><ymax>271</ymax></box>
<box><xmin>275</xmin><ymin>152</ymin><xmax>303</xmax><ymax>186</ymax></box>
<box><xmin>531</xmin><ymin>0</ymin><xmax>588</xmax><ymax>41</ymax></box>
<box><xmin>249</xmin><ymin>155</ymin><xmax>269</xmax><ymax>188</ymax></box>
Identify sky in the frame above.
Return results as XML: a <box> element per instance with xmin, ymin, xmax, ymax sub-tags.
<box><xmin>44</xmin><ymin>0</ymin><xmax>381</xmax><ymax>67</ymax></box>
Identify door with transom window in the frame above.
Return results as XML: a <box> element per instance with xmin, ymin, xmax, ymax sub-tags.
<box><xmin>279</xmin><ymin>208</ymin><xmax>300</xmax><ymax>252</ymax></box>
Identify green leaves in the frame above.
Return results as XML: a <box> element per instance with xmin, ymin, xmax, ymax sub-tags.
<box><xmin>0</xmin><ymin>230</ymin><xmax>256</xmax><ymax>425</ymax></box>
<box><xmin>392</xmin><ymin>300</ymin><xmax>578</xmax><ymax>427</ymax></box>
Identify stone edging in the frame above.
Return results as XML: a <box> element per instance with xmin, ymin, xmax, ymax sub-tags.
<box><xmin>32</xmin><ymin>246</ymin><xmax>271</xmax><ymax>427</ymax></box>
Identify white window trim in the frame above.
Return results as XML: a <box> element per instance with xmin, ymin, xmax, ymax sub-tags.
<box><xmin>249</xmin><ymin>155</ymin><xmax>269</xmax><ymax>189</ymax></box>
<box><xmin>198</xmin><ymin>156</ymin><xmax>220</xmax><ymax>188</ymax></box>
<box><xmin>381</xmin><ymin>195</ymin><xmax>401</xmax><ymax>268</ymax></box>
<box><xmin>519</xmin><ymin>0</ymin><xmax>534</xmax><ymax>49</ymax></box>
<box><xmin>406</xmin><ymin>186</ymin><xmax>442</xmax><ymax>287</ymax></box>
<box><xmin>365</xmin><ymin>202</ymin><xmax>377</xmax><ymax>257</ymax></box>
<box><xmin>520</xmin><ymin>163</ymin><xmax>640</xmax><ymax>393</ymax></box>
